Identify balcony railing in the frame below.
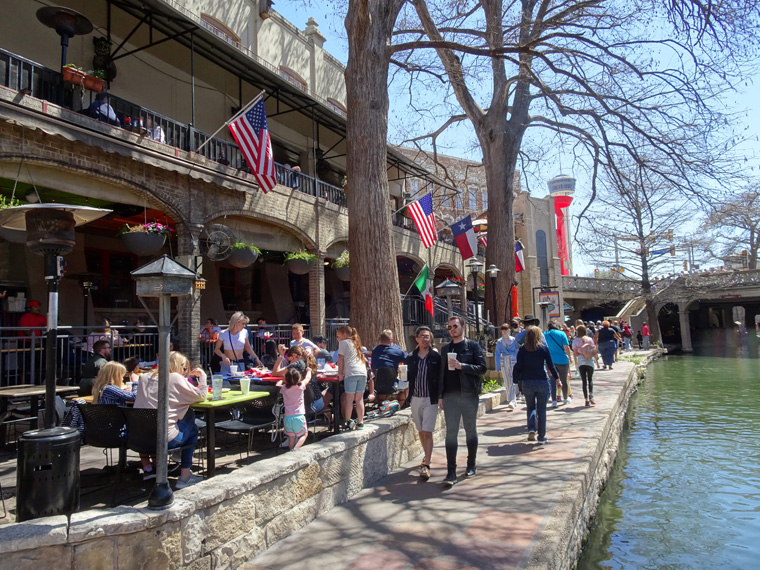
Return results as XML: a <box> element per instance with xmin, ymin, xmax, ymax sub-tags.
<box><xmin>0</xmin><ymin>47</ymin><xmax>347</xmax><ymax>208</ymax></box>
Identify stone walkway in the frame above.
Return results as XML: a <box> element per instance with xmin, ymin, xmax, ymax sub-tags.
<box><xmin>241</xmin><ymin>354</ymin><xmax>650</xmax><ymax>570</ymax></box>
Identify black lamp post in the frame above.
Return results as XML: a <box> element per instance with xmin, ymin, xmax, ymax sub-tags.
<box><xmin>466</xmin><ymin>258</ymin><xmax>484</xmax><ymax>340</ymax></box>
<box><xmin>486</xmin><ymin>264</ymin><xmax>501</xmax><ymax>327</ymax></box>
<box><xmin>131</xmin><ymin>255</ymin><xmax>203</xmax><ymax>509</ymax></box>
<box><xmin>435</xmin><ymin>278</ymin><xmax>461</xmax><ymax>321</ymax></box>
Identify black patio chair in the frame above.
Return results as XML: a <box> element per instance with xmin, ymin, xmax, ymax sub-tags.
<box><xmin>123</xmin><ymin>407</ymin><xmax>203</xmax><ymax>472</ymax></box>
<box><xmin>78</xmin><ymin>404</ymin><xmax>129</xmax><ymax>503</ymax></box>
<box><xmin>215</xmin><ymin>393</ymin><xmax>283</xmax><ymax>458</ymax></box>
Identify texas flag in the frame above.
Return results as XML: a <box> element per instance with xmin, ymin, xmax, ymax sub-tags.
<box><xmin>515</xmin><ymin>240</ymin><xmax>525</xmax><ymax>272</ymax></box>
<box><xmin>450</xmin><ymin>215</ymin><xmax>478</xmax><ymax>260</ymax></box>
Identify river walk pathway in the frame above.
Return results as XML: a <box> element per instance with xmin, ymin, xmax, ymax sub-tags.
<box><xmin>242</xmin><ymin>352</ymin><xmax>656</xmax><ymax>570</ymax></box>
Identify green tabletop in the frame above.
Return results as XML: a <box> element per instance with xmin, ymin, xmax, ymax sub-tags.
<box><xmin>191</xmin><ymin>390</ymin><xmax>269</xmax><ymax>409</ymax></box>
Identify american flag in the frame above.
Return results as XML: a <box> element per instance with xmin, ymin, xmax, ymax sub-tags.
<box><xmin>479</xmin><ymin>233</ymin><xmax>487</xmax><ymax>248</ymax></box>
<box><xmin>407</xmin><ymin>193</ymin><xmax>437</xmax><ymax>248</ymax></box>
<box><xmin>228</xmin><ymin>99</ymin><xmax>276</xmax><ymax>193</ymax></box>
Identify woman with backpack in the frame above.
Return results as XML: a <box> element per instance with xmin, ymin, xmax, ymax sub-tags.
<box><xmin>572</xmin><ymin>325</ymin><xmax>597</xmax><ymax>406</ymax></box>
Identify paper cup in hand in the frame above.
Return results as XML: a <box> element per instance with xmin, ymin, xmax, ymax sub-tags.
<box><xmin>448</xmin><ymin>353</ymin><xmax>457</xmax><ymax>371</ymax></box>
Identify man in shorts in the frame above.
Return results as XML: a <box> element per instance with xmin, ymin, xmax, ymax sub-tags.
<box><xmin>406</xmin><ymin>326</ymin><xmax>442</xmax><ymax>480</ymax></box>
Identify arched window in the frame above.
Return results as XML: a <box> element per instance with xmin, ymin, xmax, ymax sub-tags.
<box><xmin>326</xmin><ymin>98</ymin><xmax>347</xmax><ymax>116</ymax></box>
<box><xmin>200</xmin><ymin>14</ymin><xmax>240</xmax><ymax>47</ymax></box>
<box><xmin>536</xmin><ymin>230</ymin><xmax>550</xmax><ymax>286</ymax></box>
<box><xmin>279</xmin><ymin>66</ymin><xmax>307</xmax><ymax>90</ymax></box>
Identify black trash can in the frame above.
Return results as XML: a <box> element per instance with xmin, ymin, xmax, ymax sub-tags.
<box><xmin>16</xmin><ymin>427</ymin><xmax>81</xmax><ymax>522</ymax></box>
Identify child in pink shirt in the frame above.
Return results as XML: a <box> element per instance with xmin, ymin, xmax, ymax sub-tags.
<box><xmin>278</xmin><ymin>367</ymin><xmax>312</xmax><ymax>450</ymax></box>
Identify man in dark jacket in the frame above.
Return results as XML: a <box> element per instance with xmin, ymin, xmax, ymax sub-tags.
<box><xmin>438</xmin><ymin>316</ymin><xmax>487</xmax><ymax>487</ymax></box>
<box><xmin>80</xmin><ymin>339</ymin><xmax>111</xmax><ymax>396</ymax></box>
<box><xmin>406</xmin><ymin>326</ymin><xmax>442</xmax><ymax>481</ymax></box>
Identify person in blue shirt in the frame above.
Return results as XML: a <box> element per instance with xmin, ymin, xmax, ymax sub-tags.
<box><xmin>544</xmin><ymin>320</ymin><xmax>574</xmax><ymax>406</ymax></box>
<box><xmin>513</xmin><ymin>326</ymin><xmax>559</xmax><ymax>444</ymax></box>
<box><xmin>371</xmin><ymin>329</ymin><xmax>407</xmax><ymax>406</ymax></box>
<box><xmin>494</xmin><ymin>320</ymin><xmax>520</xmax><ymax>409</ymax></box>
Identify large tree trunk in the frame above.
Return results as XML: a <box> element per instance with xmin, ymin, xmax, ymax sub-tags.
<box><xmin>481</xmin><ymin>130</ymin><xmax>518</xmax><ymax>327</ymax></box>
<box><xmin>345</xmin><ymin>1</ymin><xmax>406</xmax><ymax>348</ymax></box>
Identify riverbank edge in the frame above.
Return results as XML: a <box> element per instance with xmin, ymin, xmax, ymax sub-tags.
<box><xmin>526</xmin><ymin>349</ymin><xmax>663</xmax><ymax>570</ymax></box>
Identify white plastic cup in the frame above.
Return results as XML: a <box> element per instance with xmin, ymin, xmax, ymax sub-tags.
<box><xmin>448</xmin><ymin>353</ymin><xmax>457</xmax><ymax>371</ymax></box>
<box><xmin>317</xmin><ymin>358</ymin><xmax>326</xmax><ymax>369</ymax></box>
<box><xmin>240</xmin><ymin>377</ymin><xmax>251</xmax><ymax>395</ymax></box>
<box><xmin>229</xmin><ymin>364</ymin><xmax>238</xmax><ymax>375</ymax></box>
<box><xmin>399</xmin><ymin>364</ymin><xmax>408</xmax><ymax>382</ymax></box>
<box><xmin>124</xmin><ymin>381</ymin><xmax>133</xmax><ymax>392</ymax></box>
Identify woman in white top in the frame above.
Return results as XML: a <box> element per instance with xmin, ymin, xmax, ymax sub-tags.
<box><xmin>214</xmin><ymin>312</ymin><xmax>262</xmax><ymax>375</ymax></box>
<box><xmin>337</xmin><ymin>325</ymin><xmax>368</xmax><ymax>430</ymax></box>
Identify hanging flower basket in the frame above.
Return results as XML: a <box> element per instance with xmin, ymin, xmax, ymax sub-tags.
<box><xmin>119</xmin><ymin>222</ymin><xmax>172</xmax><ymax>256</ymax></box>
<box><xmin>286</xmin><ymin>258</ymin><xmax>313</xmax><ymax>275</ymax></box>
<box><xmin>0</xmin><ymin>227</ymin><xmax>26</xmax><ymax>244</ymax></box>
<box><xmin>334</xmin><ymin>266</ymin><xmax>350</xmax><ymax>281</ymax></box>
<box><xmin>227</xmin><ymin>243</ymin><xmax>260</xmax><ymax>268</ymax></box>
<box><xmin>122</xmin><ymin>232</ymin><xmax>166</xmax><ymax>256</ymax></box>
<box><xmin>332</xmin><ymin>250</ymin><xmax>350</xmax><ymax>281</ymax></box>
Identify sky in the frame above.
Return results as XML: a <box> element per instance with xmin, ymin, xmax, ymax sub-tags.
<box><xmin>274</xmin><ymin>2</ymin><xmax>760</xmax><ymax>277</ymax></box>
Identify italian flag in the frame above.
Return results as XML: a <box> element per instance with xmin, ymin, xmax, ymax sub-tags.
<box><xmin>414</xmin><ymin>264</ymin><xmax>434</xmax><ymax>317</ymax></box>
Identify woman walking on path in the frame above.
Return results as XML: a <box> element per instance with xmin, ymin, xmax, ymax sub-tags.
<box><xmin>594</xmin><ymin>321</ymin><xmax>620</xmax><ymax>370</ymax></box>
<box><xmin>336</xmin><ymin>325</ymin><xmax>368</xmax><ymax>430</ymax></box>
<box><xmin>544</xmin><ymin>320</ymin><xmax>574</xmax><ymax>406</ymax></box>
<box><xmin>572</xmin><ymin>325</ymin><xmax>597</xmax><ymax>407</ymax></box>
<box><xmin>513</xmin><ymin>326</ymin><xmax>559</xmax><ymax>444</ymax></box>
<box><xmin>494</xmin><ymin>321</ymin><xmax>519</xmax><ymax>409</ymax></box>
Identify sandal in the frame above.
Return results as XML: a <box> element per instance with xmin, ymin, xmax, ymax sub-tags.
<box><xmin>420</xmin><ymin>464</ymin><xmax>430</xmax><ymax>480</ymax></box>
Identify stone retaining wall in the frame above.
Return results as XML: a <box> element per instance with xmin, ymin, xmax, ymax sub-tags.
<box><xmin>0</xmin><ymin>390</ymin><xmax>508</xmax><ymax>569</ymax></box>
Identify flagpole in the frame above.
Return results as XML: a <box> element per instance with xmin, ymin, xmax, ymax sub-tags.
<box><xmin>195</xmin><ymin>89</ymin><xmax>266</xmax><ymax>154</ymax></box>
<box><xmin>404</xmin><ymin>263</ymin><xmax>427</xmax><ymax>297</ymax></box>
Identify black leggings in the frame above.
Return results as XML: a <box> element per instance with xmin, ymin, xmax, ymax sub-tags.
<box><xmin>579</xmin><ymin>365</ymin><xmax>594</xmax><ymax>399</ymax></box>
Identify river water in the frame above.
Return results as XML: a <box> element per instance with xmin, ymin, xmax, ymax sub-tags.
<box><xmin>577</xmin><ymin>332</ymin><xmax>760</xmax><ymax>570</ymax></box>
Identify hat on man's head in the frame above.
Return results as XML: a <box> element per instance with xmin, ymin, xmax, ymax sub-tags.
<box><xmin>522</xmin><ymin>314</ymin><xmax>540</xmax><ymax>326</ymax></box>
<box><xmin>312</xmin><ymin>334</ymin><xmax>327</xmax><ymax>344</ymax></box>
<box><xmin>27</xmin><ymin>300</ymin><xmax>41</xmax><ymax>308</ymax></box>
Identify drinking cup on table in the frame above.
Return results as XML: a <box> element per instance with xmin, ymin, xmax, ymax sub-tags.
<box><xmin>317</xmin><ymin>358</ymin><xmax>326</xmax><ymax>370</ymax></box>
<box><xmin>240</xmin><ymin>377</ymin><xmax>251</xmax><ymax>395</ymax></box>
<box><xmin>447</xmin><ymin>353</ymin><xmax>458</xmax><ymax>371</ymax></box>
<box><xmin>212</xmin><ymin>375</ymin><xmax>224</xmax><ymax>400</ymax></box>
<box><xmin>124</xmin><ymin>381</ymin><xmax>133</xmax><ymax>392</ymax></box>
<box><xmin>229</xmin><ymin>364</ymin><xmax>238</xmax><ymax>375</ymax></box>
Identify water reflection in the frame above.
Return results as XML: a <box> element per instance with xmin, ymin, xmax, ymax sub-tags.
<box><xmin>577</xmin><ymin>341</ymin><xmax>760</xmax><ymax>570</ymax></box>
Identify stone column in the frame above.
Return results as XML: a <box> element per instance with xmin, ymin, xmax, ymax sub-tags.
<box><xmin>175</xmin><ymin>222</ymin><xmax>203</xmax><ymax>364</ymax></box>
<box><xmin>678</xmin><ymin>301</ymin><xmax>693</xmax><ymax>352</ymax></box>
<box><xmin>309</xmin><ymin>251</ymin><xmax>326</xmax><ymax>336</ymax></box>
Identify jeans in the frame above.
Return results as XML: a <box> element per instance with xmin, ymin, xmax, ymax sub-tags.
<box><xmin>599</xmin><ymin>340</ymin><xmax>617</xmax><ymax>366</ymax></box>
<box><xmin>168</xmin><ymin>410</ymin><xmax>199</xmax><ymax>469</ymax></box>
<box><xmin>623</xmin><ymin>337</ymin><xmax>632</xmax><ymax>350</ymax></box>
<box><xmin>643</xmin><ymin>336</ymin><xmax>650</xmax><ymax>350</ymax></box>
<box><xmin>221</xmin><ymin>359</ymin><xmax>246</xmax><ymax>376</ymax></box>
<box><xmin>522</xmin><ymin>378</ymin><xmax>550</xmax><ymax>440</ymax></box>
<box><xmin>579</xmin><ymin>365</ymin><xmax>594</xmax><ymax>399</ymax></box>
<box><xmin>443</xmin><ymin>391</ymin><xmax>479</xmax><ymax>470</ymax></box>
<box><xmin>555</xmin><ymin>363</ymin><xmax>570</xmax><ymax>400</ymax></box>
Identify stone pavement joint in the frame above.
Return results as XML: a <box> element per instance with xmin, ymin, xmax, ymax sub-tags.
<box><xmin>240</xmin><ymin>352</ymin><xmax>658</xmax><ymax>570</ymax></box>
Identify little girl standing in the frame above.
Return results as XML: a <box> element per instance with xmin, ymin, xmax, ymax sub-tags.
<box><xmin>278</xmin><ymin>367</ymin><xmax>312</xmax><ymax>450</ymax></box>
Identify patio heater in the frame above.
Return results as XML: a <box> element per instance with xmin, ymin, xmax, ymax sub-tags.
<box><xmin>0</xmin><ymin>203</ymin><xmax>110</xmax><ymax>522</ymax></box>
<box><xmin>435</xmin><ymin>278</ymin><xmax>461</xmax><ymax>321</ymax></box>
<box><xmin>131</xmin><ymin>255</ymin><xmax>203</xmax><ymax>509</ymax></box>
<box><xmin>36</xmin><ymin>7</ymin><xmax>93</xmax><ymax>105</ymax></box>
<box><xmin>467</xmin><ymin>257</ymin><xmax>484</xmax><ymax>340</ymax></box>
<box><xmin>486</xmin><ymin>264</ymin><xmax>501</xmax><ymax>327</ymax></box>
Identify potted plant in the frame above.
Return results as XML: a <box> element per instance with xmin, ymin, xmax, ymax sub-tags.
<box><xmin>0</xmin><ymin>195</ymin><xmax>26</xmax><ymax>243</ymax></box>
<box><xmin>332</xmin><ymin>249</ymin><xmax>350</xmax><ymax>281</ymax></box>
<box><xmin>476</xmin><ymin>283</ymin><xmax>486</xmax><ymax>298</ymax></box>
<box><xmin>84</xmin><ymin>69</ymin><xmax>105</xmax><ymax>92</ymax></box>
<box><xmin>228</xmin><ymin>242</ymin><xmax>261</xmax><ymax>268</ymax></box>
<box><xmin>62</xmin><ymin>64</ymin><xmax>86</xmax><ymax>85</ymax></box>
<box><xmin>284</xmin><ymin>249</ymin><xmax>317</xmax><ymax>275</ymax></box>
<box><xmin>119</xmin><ymin>221</ymin><xmax>173</xmax><ymax>256</ymax></box>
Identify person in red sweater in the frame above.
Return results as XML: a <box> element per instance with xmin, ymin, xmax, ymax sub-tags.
<box><xmin>18</xmin><ymin>300</ymin><xmax>47</xmax><ymax>337</ymax></box>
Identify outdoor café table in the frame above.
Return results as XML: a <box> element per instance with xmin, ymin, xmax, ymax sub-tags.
<box><xmin>190</xmin><ymin>390</ymin><xmax>269</xmax><ymax>477</ymax></box>
<box><xmin>0</xmin><ymin>384</ymin><xmax>79</xmax><ymax>447</ymax></box>
<box><xmin>316</xmin><ymin>373</ymin><xmax>342</xmax><ymax>433</ymax></box>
